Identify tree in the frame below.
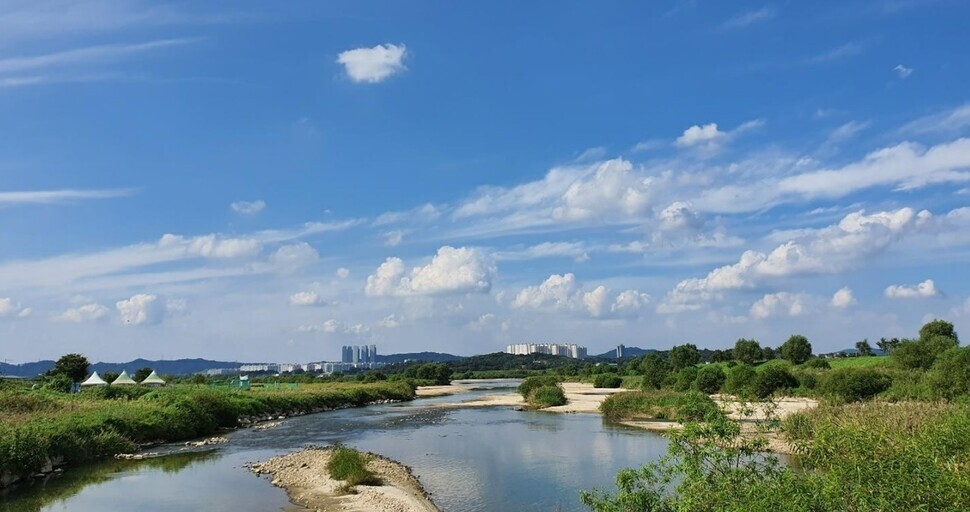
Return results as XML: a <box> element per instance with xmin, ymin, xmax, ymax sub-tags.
<box><xmin>877</xmin><ymin>337</ymin><xmax>901</xmax><ymax>353</ymax></box>
<box><xmin>134</xmin><ymin>367</ymin><xmax>153</xmax><ymax>382</ymax></box>
<box><xmin>669</xmin><ymin>344</ymin><xmax>700</xmax><ymax>370</ymax></box>
<box><xmin>695</xmin><ymin>365</ymin><xmax>726</xmax><ymax>394</ymax></box>
<box><xmin>102</xmin><ymin>371</ymin><xmax>120</xmax><ymax>383</ymax></box>
<box><xmin>780</xmin><ymin>335</ymin><xmax>812</xmax><ymax>364</ymax></box>
<box><xmin>711</xmin><ymin>349</ymin><xmax>732</xmax><ymax>363</ymax></box>
<box><xmin>761</xmin><ymin>346</ymin><xmax>776</xmax><ymax>361</ymax></box>
<box><xmin>855</xmin><ymin>339</ymin><xmax>873</xmax><ymax>357</ymax></box>
<box><xmin>926</xmin><ymin>346</ymin><xmax>970</xmax><ymax>400</ymax></box>
<box><xmin>919</xmin><ymin>319</ymin><xmax>958</xmax><ymax>343</ymax></box>
<box><xmin>52</xmin><ymin>353</ymin><xmax>90</xmax><ymax>383</ymax></box>
<box><xmin>892</xmin><ymin>335</ymin><xmax>959</xmax><ymax>370</ymax></box>
<box><xmin>639</xmin><ymin>354</ymin><xmax>669</xmax><ymax>390</ymax></box>
<box><xmin>733</xmin><ymin>339</ymin><xmax>762</xmax><ymax>365</ymax></box>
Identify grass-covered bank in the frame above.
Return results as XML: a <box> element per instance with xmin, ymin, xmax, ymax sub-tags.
<box><xmin>0</xmin><ymin>381</ymin><xmax>415</xmax><ymax>487</ymax></box>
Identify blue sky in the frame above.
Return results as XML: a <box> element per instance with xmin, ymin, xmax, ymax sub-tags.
<box><xmin>1</xmin><ymin>0</ymin><xmax>969</xmax><ymax>363</ymax></box>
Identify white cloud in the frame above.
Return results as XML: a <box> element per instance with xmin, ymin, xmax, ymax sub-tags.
<box><xmin>676</xmin><ymin>123</ymin><xmax>725</xmax><ymax>148</ymax></box>
<box><xmin>885</xmin><ymin>279</ymin><xmax>939</xmax><ymax>299</ymax></box>
<box><xmin>384</xmin><ymin>230</ymin><xmax>404</xmax><ymax>246</ymax></box>
<box><xmin>17</xmin><ymin>307</ymin><xmax>32</xmax><ymax>318</ymax></box>
<box><xmin>160</xmin><ymin>233</ymin><xmax>262</xmax><ymax>259</ymax></box>
<box><xmin>811</xmin><ymin>41</ymin><xmax>864</xmax><ymax>63</ymax></box>
<box><xmin>365</xmin><ymin>246</ymin><xmax>496</xmax><ymax>297</ymax></box>
<box><xmin>512</xmin><ymin>273</ymin><xmax>650</xmax><ymax>319</ymax></box>
<box><xmin>336</xmin><ymin>267</ymin><xmax>350</xmax><ymax>279</ymax></box>
<box><xmin>270</xmin><ymin>243</ymin><xmax>319</xmax><ymax>272</ymax></box>
<box><xmin>611</xmin><ymin>290</ymin><xmax>651</xmax><ymax>317</ymax></box>
<box><xmin>552</xmin><ymin>158</ymin><xmax>655</xmax><ymax>221</ymax></box>
<box><xmin>379</xmin><ymin>314</ymin><xmax>400</xmax><ymax>328</ymax></box>
<box><xmin>289</xmin><ymin>291</ymin><xmax>324</xmax><ymax>307</ymax></box>
<box><xmin>299</xmin><ymin>319</ymin><xmax>370</xmax><ymax>337</ymax></box>
<box><xmin>720</xmin><ymin>7</ymin><xmax>775</xmax><ymax>30</ymax></box>
<box><xmin>900</xmin><ymin>104</ymin><xmax>970</xmax><ymax>135</ymax></box>
<box><xmin>116</xmin><ymin>293</ymin><xmax>164</xmax><ymax>325</ymax></box>
<box><xmin>230</xmin><ymin>199</ymin><xmax>265</xmax><ymax>215</ymax></box>
<box><xmin>831</xmin><ymin>287</ymin><xmax>857</xmax><ymax>308</ymax></box>
<box><xmin>0</xmin><ymin>188</ymin><xmax>135</xmax><ymax>205</ymax></box>
<box><xmin>56</xmin><ymin>303</ymin><xmax>109</xmax><ymax>322</ymax></box>
<box><xmin>0</xmin><ymin>39</ymin><xmax>192</xmax><ymax>74</ymax></box>
<box><xmin>662</xmin><ymin>207</ymin><xmax>930</xmax><ymax>311</ymax></box>
<box><xmin>658</xmin><ymin>201</ymin><xmax>704</xmax><ymax>232</ymax></box>
<box><xmin>750</xmin><ymin>292</ymin><xmax>808</xmax><ymax>319</ymax></box>
<box><xmin>893</xmin><ymin>64</ymin><xmax>913</xmax><ymax>79</ymax></box>
<box><xmin>373</xmin><ymin>203</ymin><xmax>440</xmax><ymax>226</ymax></box>
<box><xmin>512</xmin><ymin>273</ymin><xmax>580</xmax><ymax>310</ymax></box>
<box><xmin>582</xmin><ymin>286</ymin><xmax>609</xmax><ymax>317</ymax></box>
<box><xmin>827</xmin><ymin>120</ymin><xmax>870</xmax><ymax>143</ymax></box>
<box><xmin>0</xmin><ymin>298</ymin><xmax>23</xmax><ymax>317</ymax></box>
<box><xmin>336</xmin><ymin>43</ymin><xmax>407</xmax><ymax>83</ymax></box>
<box><xmin>493</xmin><ymin>242</ymin><xmax>589</xmax><ymax>262</ymax></box>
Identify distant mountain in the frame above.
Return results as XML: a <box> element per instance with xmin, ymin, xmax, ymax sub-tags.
<box><xmin>0</xmin><ymin>358</ymin><xmax>244</xmax><ymax>378</ymax></box>
<box><xmin>593</xmin><ymin>347</ymin><xmax>658</xmax><ymax>359</ymax></box>
<box><xmin>376</xmin><ymin>352</ymin><xmax>463</xmax><ymax>364</ymax></box>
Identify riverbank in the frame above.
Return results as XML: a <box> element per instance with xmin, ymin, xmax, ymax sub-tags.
<box><xmin>0</xmin><ymin>381</ymin><xmax>416</xmax><ymax>489</ymax></box>
<box><xmin>249</xmin><ymin>447</ymin><xmax>440</xmax><ymax>512</ymax></box>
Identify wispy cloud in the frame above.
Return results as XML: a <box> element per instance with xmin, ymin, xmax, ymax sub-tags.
<box><xmin>0</xmin><ymin>188</ymin><xmax>136</xmax><ymax>205</ymax></box>
<box><xmin>893</xmin><ymin>64</ymin><xmax>914</xmax><ymax>78</ymax></box>
<box><xmin>810</xmin><ymin>41</ymin><xmax>865</xmax><ymax>63</ymax></box>
<box><xmin>0</xmin><ymin>39</ymin><xmax>194</xmax><ymax>74</ymax></box>
<box><xmin>720</xmin><ymin>7</ymin><xmax>775</xmax><ymax>30</ymax></box>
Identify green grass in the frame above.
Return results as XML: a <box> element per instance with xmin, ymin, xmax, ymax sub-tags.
<box><xmin>0</xmin><ymin>381</ymin><xmax>415</xmax><ymax>482</ymax></box>
<box><xmin>327</xmin><ymin>445</ymin><xmax>382</xmax><ymax>490</ymax></box>
<box><xmin>599</xmin><ymin>390</ymin><xmax>722</xmax><ymax>422</ymax></box>
<box><xmin>827</xmin><ymin>355</ymin><xmax>890</xmax><ymax>369</ymax></box>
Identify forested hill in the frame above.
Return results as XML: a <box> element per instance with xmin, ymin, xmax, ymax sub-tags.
<box><xmin>593</xmin><ymin>347</ymin><xmax>657</xmax><ymax>358</ymax></box>
<box><xmin>0</xmin><ymin>358</ymin><xmax>244</xmax><ymax>378</ymax></box>
<box><xmin>375</xmin><ymin>352</ymin><xmax>463</xmax><ymax>364</ymax></box>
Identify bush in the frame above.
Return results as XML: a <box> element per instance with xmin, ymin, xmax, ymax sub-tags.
<box><xmin>795</xmin><ymin>371</ymin><xmax>818</xmax><ymax>390</ymax></box>
<box><xmin>530</xmin><ymin>385</ymin><xmax>567</xmax><ymax>408</ymax></box>
<box><xmin>802</xmin><ymin>358</ymin><xmax>831</xmax><ymax>370</ymax></box>
<box><xmin>600</xmin><ymin>390</ymin><xmax>721</xmax><ymax>422</ymax></box>
<box><xmin>819</xmin><ymin>368</ymin><xmax>892</xmax><ymax>402</ymax></box>
<box><xmin>327</xmin><ymin>445</ymin><xmax>381</xmax><ymax>488</ymax></box>
<box><xmin>672</xmin><ymin>366</ymin><xmax>698</xmax><ymax>392</ymax></box>
<box><xmin>892</xmin><ymin>335</ymin><xmax>959</xmax><ymax>370</ymax></box>
<box><xmin>639</xmin><ymin>354</ymin><xmax>670</xmax><ymax>390</ymax></box>
<box><xmin>752</xmin><ymin>366</ymin><xmax>798</xmax><ymax>399</ymax></box>
<box><xmin>593</xmin><ymin>374</ymin><xmax>623</xmax><ymax>389</ymax></box>
<box><xmin>724</xmin><ymin>364</ymin><xmax>757</xmax><ymax>397</ymax></box>
<box><xmin>926</xmin><ymin>346</ymin><xmax>970</xmax><ymax>400</ymax></box>
<box><xmin>516</xmin><ymin>375</ymin><xmax>561</xmax><ymax>398</ymax></box>
<box><xmin>695</xmin><ymin>366</ymin><xmax>726</xmax><ymax>394</ymax></box>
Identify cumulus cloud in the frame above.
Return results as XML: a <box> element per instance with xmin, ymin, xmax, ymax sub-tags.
<box><xmin>159</xmin><ymin>233</ymin><xmax>262</xmax><ymax>259</ymax></box>
<box><xmin>831</xmin><ymin>287</ymin><xmax>857</xmax><ymax>308</ymax></box>
<box><xmin>750</xmin><ymin>292</ymin><xmax>808</xmax><ymax>319</ymax></box>
<box><xmin>336</xmin><ymin>43</ymin><xmax>407</xmax><ymax>83</ymax></box>
<box><xmin>289</xmin><ymin>291</ymin><xmax>324</xmax><ymax>306</ymax></box>
<box><xmin>662</xmin><ymin>207</ymin><xmax>930</xmax><ymax>311</ymax></box>
<box><xmin>676</xmin><ymin>123</ymin><xmax>725</xmax><ymax>148</ymax></box>
<box><xmin>512</xmin><ymin>273</ymin><xmax>650</xmax><ymax>319</ymax></box>
<box><xmin>230</xmin><ymin>199</ymin><xmax>265</xmax><ymax>215</ymax></box>
<box><xmin>270</xmin><ymin>243</ymin><xmax>319</xmax><ymax>273</ymax></box>
<box><xmin>885</xmin><ymin>279</ymin><xmax>939</xmax><ymax>299</ymax></box>
<box><xmin>552</xmin><ymin>158</ymin><xmax>655</xmax><ymax>221</ymax></box>
<box><xmin>365</xmin><ymin>246</ymin><xmax>496</xmax><ymax>297</ymax></box>
<box><xmin>116</xmin><ymin>293</ymin><xmax>165</xmax><ymax>325</ymax></box>
<box><xmin>56</xmin><ymin>303</ymin><xmax>109</xmax><ymax>322</ymax></box>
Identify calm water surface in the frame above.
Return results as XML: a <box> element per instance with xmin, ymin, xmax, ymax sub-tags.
<box><xmin>0</xmin><ymin>380</ymin><xmax>668</xmax><ymax>512</ymax></box>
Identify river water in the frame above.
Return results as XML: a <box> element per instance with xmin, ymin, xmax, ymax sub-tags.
<box><xmin>0</xmin><ymin>380</ymin><xmax>669</xmax><ymax>512</ymax></box>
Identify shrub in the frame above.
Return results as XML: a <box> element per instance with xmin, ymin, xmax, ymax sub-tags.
<box><xmin>752</xmin><ymin>366</ymin><xmax>797</xmax><ymax>399</ymax></box>
<box><xmin>724</xmin><ymin>364</ymin><xmax>757</xmax><ymax>397</ymax></box>
<box><xmin>796</xmin><ymin>371</ymin><xmax>818</xmax><ymax>390</ymax></box>
<box><xmin>695</xmin><ymin>366</ymin><xmax>726</xmax><ymax>394</ymax></box>
<box><xmin>600</xmin><ymin>390</ymin><xmax>721</xmax><ymax>422</ymax></box>
<box><xmin>530</xmin><ymin>385</ymin><xmax>567</xmax><ymax>408</ymax></box>
<box><xmin>639</xmin><ymin>354</ymin><xmax>669</xmax><ymax>390</ymax></box>
<box><xmin>926</xmin><ymin>346</ymin><xmax>970</xmax><ymax>400</ymax></box>
<box><xmin>672</xmin><ymin>367</ymin><xmax>698</xmax><ymax>392</ymax></box>
<box><xmin>516</xmin><ymin>375</ymin><xmax>561</xmax><ymax>398</ymax></box>
<box><xmin>892</xmin><ymin>335</ymin><xmax>959</xmax><ymax>370</ymax></box>
<box><xmin>802</xmin><ymin>358</ymin><xmax>831</xmax><ymax>370</ymax></box>
<box><xmin>819</xmin><ymin>368</ymin><xmax>892</xmax><ymax>402</ymax></box>
<box><xmin>327</xmin><ymin>445</ymin><xmax>381</xmax><ymax>488</ymax></box>
<box><xmin>593</xmin><ymin>374</ymin><xmax>623</xmax><ymax>389</ymax></box>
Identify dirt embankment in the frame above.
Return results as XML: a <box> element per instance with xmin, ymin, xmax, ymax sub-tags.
<box><xmin>249</xmin><ymin>447</ymin><xmax>440</xmax><ymax>512</ymax></box>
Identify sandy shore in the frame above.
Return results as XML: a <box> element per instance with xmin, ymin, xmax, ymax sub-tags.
<box><xmin>415</xmin><ymin>384</ymin><xmax>474</xmax><ymax>397</ymax></box>
<box><xmin>249</xmin><ymin>447</ymin><xmax>440</xmax><ymax>512</ymax></box>
<box><xmin>431</xmin><ymin>382</ymin><xmax>627</xmax><ymax>411</ymax></box>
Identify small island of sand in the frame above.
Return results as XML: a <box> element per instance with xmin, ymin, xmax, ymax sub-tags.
<box><xmin>249</xmin><ymin>447</ymin><xmax>440</xmax><ymax>512</ymax></box>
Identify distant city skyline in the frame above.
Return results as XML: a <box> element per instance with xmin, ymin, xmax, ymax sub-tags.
<box><xmin>1</xmin><ymin>2</ymin><xmax>969</xmax><ymax>363</ymax></box>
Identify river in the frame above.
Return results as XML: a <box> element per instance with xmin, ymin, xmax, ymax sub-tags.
<box><xmin>0</xmin><ymin>380</ymin><xmax>669</xmax><ymax>512</ymax></box>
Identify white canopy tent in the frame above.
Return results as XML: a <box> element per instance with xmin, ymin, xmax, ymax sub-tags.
<box><xmin>140</xmin><ymin>370</ymin><xmax>166</xmax><ymax>386</ymax></box>
<box><xmin>111</xmin><ymin>370</ymin><xmax>137</xmax><ymax>386</ymax></box>
<box><xmin>80</xmin><ymin>371</ymin><xmax>108</xmax><ymax>386</ymax></box>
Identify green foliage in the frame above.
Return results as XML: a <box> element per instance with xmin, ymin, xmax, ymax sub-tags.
<box><xmin>724</xmin><ymin>364</ymin><xmax>757</xmax><ymax>397</ymax></box>
<box><xmin>827</xmin><ymin>355</ymin><xmax>889</xmax><ymax>369</ymax></box>
<box><xmin>855</xmin><ymin>339</ymin><xmax>873</xmax><ymax>356</ymax></box>
<box><xmin>638</xmin><ymin>354</ymin><xmax>669</xmax><ymax>390</ymax></box>
<box><xmin>752</xmin><ymin>365</ymin><xmax>797</xmax><ymax>398</ymax></box>
<box><xmin>919</xmin><ymin>319</ymin><xmax>958</xmax><ymax>343</ymax></box>
<box><xmin>672</xmin><ymin>366</ymin><xmax>698</xmax><ymax>392</ymax></box>
<box><xmin>599</xmin><ymin>390</ymin><xmax>721</xmax><ymax>422</ymax></box>
<box><xmin>779</xmin><ymin>334</ymin><xmax>812</xmax><ymax>364</ymax></box>
<box><xmin>877</xmin><ymin>337</ymin><xmax>902</xmax><ymax>353</ymax></box>
<box><xmin>529</xmin><ymin>385</ymin><xmax>567</xmax><ymax>408</ymax></box>
<box><xmin>926</xmin><ymin>346</ymin><xmax>970</xmax><ymax>400</ymax></box>
<box><xmin>593</xmin><ymin>374</ymin><xmax>623</xmax><ymax>389</ymax></box>
<box><xmin>133</xmin><ymin>368</ymin><xmax>153</xmax><ymax>383</ymax></box>
<box><xmin>733</xmin><ymin>338</ymin><xmax>762</xmax><ymax>365</ymax></box>
<box><xmin>52</xmin><ymin>353</ymin><xmax>90</xmax><ymax>383</ymax></box>
<box><xmin>819</xmin><ymin>368</ymin><xmax>892</xmax><ymax>402</ymax></box>
<box><xmin>695</xmin><ymin>365</ymin><xmax>726</xmax><ymax>394</ymax></box>
<box><xmin>801</xmin><ymin>358</ymin><xmax>831</xmax><ymax>370</ymax></box>
<box><xmin>892</xmin><ymin>335</ymin><xmax>958</xmax><ymax>370</ymax></box>
<box><xmin>668</xmin><ymin>344</ymin><xmax>700</xmax><ymax>371</ymax></box>
<box><xmin>516</xmin><ymin>375</ymin><xmax>561</xmax><ymax>398</ymax></box>
<box><xmin>327</xmin><ymin>445</ymin><xmax>382</xmax><ymax>488</ymax></box>
<box><xmin>44</xmin><ymin>373</ymin><xmax>74</xmax><ymax>393</ymax></box>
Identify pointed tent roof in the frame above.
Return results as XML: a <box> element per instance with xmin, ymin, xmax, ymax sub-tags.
<box><xmin>111</xmin><ymin>370</ymin><xmax>137</xmax><ymax>385</ymax></box>
<box><xmin>141</xmin><ymin>370</ymin><xmax>166</xmax><ymax>386</ymax></box>
<box><xmin>80</xmin><ymin>371</ymin><xmax>108</xmax><ymax>386</ymax></box>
